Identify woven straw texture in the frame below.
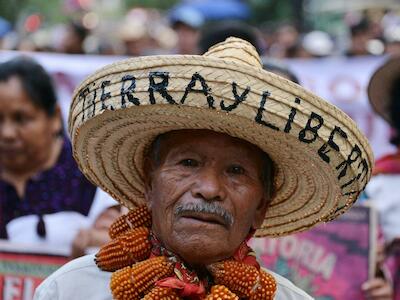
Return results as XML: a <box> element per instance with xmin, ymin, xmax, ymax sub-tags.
<box><xmin>69</xmin><ymin>38</ymin><xmax>373</xmax><ymax>237</ymax></box>
<box><xmin>368</xmin><ymin>56</ymin><xmax>400</xmax><ymax>126</ymax></box>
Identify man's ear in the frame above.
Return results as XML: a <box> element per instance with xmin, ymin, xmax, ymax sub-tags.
<box><xmin>252</xmin><ymin>196</ymin><xmax>269</xmax><ymax>229</ymax></box>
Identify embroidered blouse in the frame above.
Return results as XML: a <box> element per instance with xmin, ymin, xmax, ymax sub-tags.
<box><xmin>0</xmin><ymin>137</ymin><xmax>96</xmax><ymax>239</ymax></box>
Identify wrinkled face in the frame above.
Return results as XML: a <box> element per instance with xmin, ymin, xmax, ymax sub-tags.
<box><xmin>145</xmin><ymin>130</ymin><xmax>270</xmax><ymax>266</ymax></box>
<box><xmin>0</xmin><ymin>76</ymin><xmax>60</xmax><ymax>174</ymax></box>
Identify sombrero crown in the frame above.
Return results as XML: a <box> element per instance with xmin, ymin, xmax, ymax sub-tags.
<box><xmin>69</xmin><ymin>37</ymin><xmax>373</xmax><ymax>237</ymax></box>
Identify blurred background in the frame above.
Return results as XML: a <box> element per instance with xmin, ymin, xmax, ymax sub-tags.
<box><xmin>1</xmin><ymin>1</ymin><xmax>400</xmax><ymax>299</ymax></box>
<box><xmin>1</xmin><ymin>0</ymin><xmax>400</xmax><ymax>57</ymax></box>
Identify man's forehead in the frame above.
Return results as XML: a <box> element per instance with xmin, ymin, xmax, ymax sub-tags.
<box><xmin>157</xmin><ymin>129</ymin><xmax>263</xmax><ymax>154</ymax></box>
<box><xmin>150</xmin><ymin>129</ymin><xmax>270</xmax><ymax>171</ymax></box>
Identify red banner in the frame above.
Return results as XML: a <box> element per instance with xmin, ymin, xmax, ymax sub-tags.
<box><xmin>0</xmin><ymin>246</ymin><xmax>69</xmax><ymax>300</ymax></box>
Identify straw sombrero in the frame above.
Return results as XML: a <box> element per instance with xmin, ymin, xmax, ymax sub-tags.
<box><xmin>368</xmin><ymin>56</ymin><xmax>400</xmax><ymax>125</ymax></box>
<box><xmin>69</xmin><ymin>37</ymin><xmax>373</xmax><ymax>237</ymax></box>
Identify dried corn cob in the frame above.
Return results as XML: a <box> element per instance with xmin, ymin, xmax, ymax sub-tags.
<box><xmin>208</xmin><ymin>260</ymin><xmax>276</xmax><ymax>299</ymax></box>
<box><xmin>205</xmin><ymin>285</ymin><xmax>239</xmax><ymax>300</ymax></box>
<box><xmin>96</xmin><ymin>227</ymin><xmax>151</xmax><ymax>271</ymax></box>
<box><xmin>141</xmin><ymin>286</ymin><xmax>181</xmax><ymax>300</ymax></box>
<box><xmin>110</xmin><ymin>256</ymin><xmax>174</xmax><ymax>300</ymax></box>
<box><xmin>109</xmin><ymin>206</ymin><xmax>152</xmax><ymax>239</ymax></box>
<box><xmin>248</xmin><ymin>270</ymin><xmax>277</xmax><ymax>300</ymax></box>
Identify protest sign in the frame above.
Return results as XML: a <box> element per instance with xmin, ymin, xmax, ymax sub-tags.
<box><xmin>0</xmin><ymin>241</ymin><xmax>69</xmax><ymax>300</ymax></box>
<box><xmin>250</xmin><ymin>205</ymin><xmax>377</xmax><ymax>300</ymax></box>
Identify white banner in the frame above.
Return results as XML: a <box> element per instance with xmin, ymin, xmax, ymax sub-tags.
<box><xmin>0</xmin><ymin>51</ymin><xmax>394</xmax><ymax>159</ymax></box>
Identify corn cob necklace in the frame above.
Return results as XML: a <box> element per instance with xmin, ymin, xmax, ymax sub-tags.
<box><xmin>95</xmin><ymin>206</ymin><xmax>277</xmax><ymax>299</ymax></box>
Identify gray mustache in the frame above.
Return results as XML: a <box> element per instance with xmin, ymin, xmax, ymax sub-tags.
<box><xmin>174</xmin><ymin>202</ymin><xmax>234</xmax><ymax>227</ymax></box>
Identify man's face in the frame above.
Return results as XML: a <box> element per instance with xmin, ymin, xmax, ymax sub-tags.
<box><xmin>145</xmin><ymin>130</ymin><xmax>269</xmax><ymax>266</ymax></box>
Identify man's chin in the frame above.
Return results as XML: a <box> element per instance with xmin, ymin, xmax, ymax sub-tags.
<box><xmin>167</xmin><ymin>230</ymin><xmax>232</xmax><ymax>266</ymax></box>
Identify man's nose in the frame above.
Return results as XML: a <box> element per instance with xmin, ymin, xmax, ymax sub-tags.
<box><xmin>191</xmin><ymin>167</ymin><xmax>227</xmax><ymax>201</ymax></box>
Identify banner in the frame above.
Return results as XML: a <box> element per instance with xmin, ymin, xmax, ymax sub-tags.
<box><xmin>250</xmin><ymin>205</ymin><xmax>377</xmax><ymax>300</ymax></box>
<box><xmin>0</xmin><ymin>51</ymin><xmax>394</xmax><ymax>159</ymax></box>
<box><xmin>0</xmin><ymin>241</ymin><xmax>69</xmax><ymax>300</ymax></box>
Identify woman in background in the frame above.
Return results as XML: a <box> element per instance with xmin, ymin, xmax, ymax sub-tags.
<box><xmin>367</xmin><ymin>56</ymin><xmax>400</xmax><ymax>300</ymax></box>
<box><xmin>0</xmin><ymin>56</ymin><xmax>118</xmax><ymax>256</ymax></box>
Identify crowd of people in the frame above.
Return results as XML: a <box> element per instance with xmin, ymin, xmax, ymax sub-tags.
<box><xmin>1</xmin><ymin>2</ymin><xmax>400</xmax><ymax>300</ymax></box>
<box><xmin>1</xmin><ymin>5</ymin><xmax>400</xmax><ymax>58</ymax></box>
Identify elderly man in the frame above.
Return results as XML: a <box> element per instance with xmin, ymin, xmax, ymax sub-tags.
<box><xmin>34</xmin><ymin>37</ymin><xmax>372</xmax><ymax>299</ymax></box>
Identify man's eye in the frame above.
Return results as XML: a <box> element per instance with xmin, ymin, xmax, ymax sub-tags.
<box><xmin>179</xmin><ymin>159</ymin><xmax>199</xmax><ymax>167</ymax></box>
<box><xmin>227</xmin><ymin>165</ymin><xmax>245</xmax><ymax>175</ymax></box>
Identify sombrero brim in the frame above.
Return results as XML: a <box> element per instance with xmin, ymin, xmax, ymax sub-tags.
<box><xmin>69</xmin><ymin>52</ymin><xmax>373</xmax><ymax>237</ymax></box>
<box><xmin>368</xmin><ymin>56</ymin><xmax>400</xmax><ymax>126</ymax></box>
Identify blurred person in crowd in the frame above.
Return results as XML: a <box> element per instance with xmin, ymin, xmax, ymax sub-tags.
<box><xmin>15</xmin><ymin>30</ymin><xmax>55</xmax><ymax>53</ymax></box>
<box><xmin>286</xmin><ymin>31</ymin><xmax>334</xmax><ymax>59</ymax></box>
<box><xmin>198</xmin><ymin>20</ymin><xmax>263</xmax><ymax>55</ymax></box>
<box><xmin>366</xmin><ymin>56</ymin><xmax>400</xmax><ymax>299</ymax></box>
<box><xmin>58</xmin><ymin>20</ymin><xmax>88</xmax><ymax>54</ymax></box>
<box><xmin>383</xmin><ymin>25</ymin><xmax>400</xmax><ymax>56</ymax></box>
<box><xmin>169</xmin><ymin>6</ymin><xmax>204</xmax><ymax>55</ymax></box>
<box><xmin>118</xmin><ymin>17</ymin><xmax>151</xmax><ymax>56</ymax></box>
<box><xmin>118</xmin><ymin>8</ymin><xmax>174</xmax><ymax>57</ymax></box>
<box><xmin>0</xmin><ymin>17</ymin><xmax>12</xmax><ymax>49</ymax></box>
<box><xmin>346</xmin><ymin>17</ymin><xmax>373</xmax><ymax>57</ymax></box>
<box><xmin>0</xmin><ymin>56</ymin><xmax>119</xmax><ymax>256</ymax></box>
<box><xmin>267</xmin><ymin>23</ymin><xmax>299</xmax><ymax>58</ymax></box>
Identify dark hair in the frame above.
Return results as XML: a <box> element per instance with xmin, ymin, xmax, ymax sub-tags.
<box><xmin>389</xmin><ymin>77</ymin><xmax>400</xmax><ymax>146</ymax></box>
<box><xmin>148</xmin><ymin>132</ymin><xmax>275</xmax><ymax>199</ymax></box>
<box><xmin>350</xmin><ymin>18</ymin><xmax>370</xmax><ymax>37</ymax></box>
<box><xmin>0</xmin><ymin>56</ymin><xmax>57</xmax><ymax>116</ymax></box>
<box><xmin>69</xmin><ymin>20</ymin><xmax>89</xmax><ymax>41</ymax></box>
<box><xmin>199</xmin><ymin>21</ymin><xmax>262</xmax><ymax>55</ymax></box>
<box><xmin>263</xmin><ymin>60</ymin><xmax>300</xmax><ymax>84</ymax></box>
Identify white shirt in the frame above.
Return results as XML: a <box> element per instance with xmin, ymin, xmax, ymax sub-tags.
<box><xmin>5</xmin><ymin>188</ymin><xmax>117</xmax><ymax>255</ymax></box>
<box><xmin>365</xmin><ymin>174</ymin><xmax>400</xmax><ymax>242</ymax></box>
<box><xmin>34</xmin><ymin>254</ymin><xmax>313</xmax><ymax>300</ymax></box>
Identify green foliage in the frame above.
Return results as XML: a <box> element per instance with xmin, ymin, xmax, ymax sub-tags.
<box><xmin>249</xmin><ymin>0</ymin><xmax>295</xmax><ymax>25</ymax></box>
<box><xmin>124</xmin><ymin>0</ymin><xmax>179</xmax><ymax>11</ymax></box>
<box><xmin>0</xmin><ymin>0</ymin><xmax>65</xmax><ymax>25</ymax></box>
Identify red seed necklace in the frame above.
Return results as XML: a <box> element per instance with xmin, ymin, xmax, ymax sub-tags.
<box><xmin>95</xmin><ymin>206</ymin><xmax>277</xmax><ymax>299</ymax></box>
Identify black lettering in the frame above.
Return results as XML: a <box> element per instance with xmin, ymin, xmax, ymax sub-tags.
<box><xmin>284</xmin><ymin>97</ymin><xmax>301</xmax><ymax>133</ymax></box>
<box><xmin>180</xmin><ymin>72</ymin><xmax>215</xmax><ymax>109</ymax></box>
<box><xmin>100</xmin><ymin>80</ymin><xmax>114</xmax><ymax>111</ymax></box>
<box><xmin>79</xmin><ymin>86</ymin><xmax>90</xmax><ymax>122</ymax></box>
<box><xmin>254</xmin><ymin>91</ymin><xmax>280</xmax><ymax>131</ymax></box>
<box><xmin>336</xmin><ymin>144</ymin><xmax>362</xmax><ymax>180</ymax></box>
<box><xmin>220</xmin><ymin>82</ymin><xmax>250</xmax><ymax>111</ymax></box>
<box><xmin>341</xmin><ymin>158</ymin><xmax>369</xmax><ymax>189</ymax></box>
<box><xmin>340</xmin><ymin>176</ymin><xmax>359</xmax><ymax>189</ymax></box>
<box><xmin>357</xmin><ymin>158</ymin><xmax>369</xmax><ymax>183</ymax></box>
<box><xmin>298</xmin><ymin>112</ymin><xmax>324</xmax><ymax>143</ymax></box>
<box><xmin>121</xmin><ymin>75</ymin><xmax>140</xmax><ymax>107</ymax></box>
<box><xmin>148</xmin><ymin>72</ymin><xmax>176</xmax><ymax>105</ymax></box>
<box><xmin>343</xmin><ymin>190</ymin><xmax>359</xmax><ymax>196</ymax></box>
<box><xmin>88</xmin><ymin>83</ymin><xmax>97</xmax><ymax>119</ymax></box>
<box><xmin>318</xmin><ymin>126</ymin><xmax>348</xmax><ymax>163</ymax></box>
